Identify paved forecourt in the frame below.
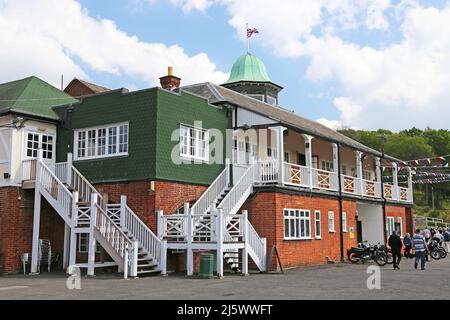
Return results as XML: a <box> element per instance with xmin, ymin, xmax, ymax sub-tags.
<box><xmin>0</xmin><ymin>258</ymin><xmax>449</xmax><ymax>300</ymax></box>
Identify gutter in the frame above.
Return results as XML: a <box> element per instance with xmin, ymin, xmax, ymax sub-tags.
<box><xmin>380</xmin><ymin>152</ymin><xmax>388</xmax><ymax>244</ymax></box>
<box><xmin>337</xmin><ymin>143</ymin><xmax>345</xmax><ymax>262</ymax></box>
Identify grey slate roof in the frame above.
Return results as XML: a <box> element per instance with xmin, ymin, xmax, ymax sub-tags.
<box><xmin>183</xmin><ymin>82</ymin><xmax>401</xmax><ymax>162</ymax></box>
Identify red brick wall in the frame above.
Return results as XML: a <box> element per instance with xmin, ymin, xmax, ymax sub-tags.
<box><xmin>95</xmin><ymin>180</ymin><xmax>206</xmax><ymax>232</ymax></box>
<box><xmin>243</xmin><ymin>191</ymin><xmax>358</xmax><ymax>269</ymax></box>
<box><xmin>0</xmin><ymin>187</ymin><xmax>65</xmax><ymax>273</ymax></box>
<box><xmin>386</xmin><ymin>204</ymin><xmax>409</xmax><ymax>237</ymax></box>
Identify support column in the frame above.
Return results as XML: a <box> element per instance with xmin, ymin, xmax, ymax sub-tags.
<box><xmin>392</xmin><ymin>162</ymin><xmax>398</xmax><ymax>200</ymax></box>
<box><xmin>157</xmin><ymin>209</ymin><xmax>164</xmax><ymax>239</ymax></box>
<box><xmin>216</xmin><ymin>208</ymin><xmax>224</xmax><ymax>279</ymax></box>
<box><xmin>407</xmin><ymin>166</ymin><xmax>413</xmax><ymax>203</ymax></box>
<box><xmin>68</xmin><ymin>191</ymin><xmax>79</xmax><ymax>273</ymax></box>
<box><xmin>332</xmin><ymin>143</ymin><xmax>339</xmax><ymax>190</ymax></box>
<box><xmin>375</xmin><ymin>157</ymin><xmax>382</xmax><ymax>197</ymax></box>
<box><xmin>62</xmin><ymin>224</ymin><xmax>70</xmax><ymax>269</ymax></box>
<box><xmin>87</xmin><ymin>193</ymin><xmax>98</xmax><ymax>276</ymax></box>
<box><xmin>303</xmin><ymin>134</ymin><xmax>314</xmax><ymax>189</ymax></box>
<box><xmin>66</xmin><ymin>152</ymin><xmax>73</xmax><ymax>186</ymax></box>
<box><xmin>241</xmin><ymin>210</ymin><xmax>249</xmax><ymax>276</ymax></box>
<box><xmin>270</xmin><ymin>126</ymin><xmax>287</xmax><ymax>186</ymax></box>
<box><xmin>30</xmin><ymin>149</ymin><xmax>43</xmax><ymax>274</ymax></box>
<box><xmin>186</xmin><ymin>203</ymin><xmax>193</xmax><ymax>276</ymax></box>
<box><xmin>355</xmin><ymin>151</ymin><xmax>364</xmax><ymax>195</ymax></box>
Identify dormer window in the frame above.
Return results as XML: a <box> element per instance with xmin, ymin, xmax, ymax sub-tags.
<box><xmin>266</xmin><ymin>95</ymin><xmax>277</xmax><ymax>106</ymax></box>
<box><xmin>247</xmin><ymin>94</ymin><xmax>264</xmax><ymax>102</ymax></box>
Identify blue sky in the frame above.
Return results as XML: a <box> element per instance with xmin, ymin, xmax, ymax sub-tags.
<box><xmin>1</xmin><ymin>0</ymin><xmax>450</xmax><ymax>130</ymax></box>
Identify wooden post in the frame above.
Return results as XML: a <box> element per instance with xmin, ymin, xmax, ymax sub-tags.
<box><xmin>332</xmin><ymin>143</ymin><xmax>339</xmax><ymax>190</ymax></box>
<box><xmin>376</xmin><ymin>157</ymin><xmax>382</xmax><ymax>197</ymax></box>
<box><xmin>262</xmin><ymin>238</ymin><xmax>267</xmax><ymax>272</ymax></box>
<box><xmin>68</xmin><ymin>191</ymin><xmax>79</xmax><ymax>272</ymax></box>
<box><xmin>225</xmin><ymin>158</ymin><xmax>231</xmax><ymax>187</ymax></box>
<box><xmin>271</xmin><ymin>127</ymin><xmax>286</xmax><ymax>186</ymax></box>
<box><xmin>120</xmin><ymin>195</ymin><xmax>127</xmax><ymax>229</ymax></box>
<box><xmin>303</xmin><ymin>134</ymin><xmax>314</xmax><ymax>189</ymax></box>
<box><xmin>216</xmin><ymin>208</ymin><xmax>224</xmax><ymax>279</ymax></box>
<box><xmin>62</xmin><ymin>224</ymin><xmax>70</xmax><ymax>270</ymax></box>
<box><xmin>242</xmin><ymin>210</ymin><xmax>249</xmax><ymax>276</ymax></box>
<box><xmin>66</xmin><ymin>152</ymin><xmax>73</xmax><ymax>186</ymax></box>
<box><xmin>130</xmin><ymin>240</ymin><xmax>139</xmax><ymax>278</ymax></box>
<box><xmin>30</xmin><ymin>149</ymin><xmax>43</xmax><ymax>274</ymax></box>
<box><xmin>87</xmin><ymin>193</ymin><xmax>98</xmax><ymax>276</ymax></box>
<box><xmin>157</xmin><ymin>209</ymin><xmax>164</xmax><ymax>239</ymax></box>
<box><xmin>407</xmin><ymin>166</ymin><xmax>413</xmax><ymax>203</ymax></box>
<box><xmin>392</xmin><ymin>162</ymin><xmax>399</xmax><ymax>200</ymax></box>
<box><xmin>123</xmin><ymin>243</ymin><xmax>129</xmax><ymax>280</ymax></box>
<box><xmin>186</xmin><ymin>204</ymin><xmax>193</xmax><ymax>276</ymax></box>
<box><xmin>356</xmin><ymin>151</ymin><xmax>364</xmax><ymax>195</ymax></box>
<box><xmin>160</xmin><ymin>240</ymin><xmax>168</xmax><ymax>276</ymax></box>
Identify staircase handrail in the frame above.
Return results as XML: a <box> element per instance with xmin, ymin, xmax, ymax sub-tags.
<box><xmin>122</xmin><ymin>204</ymin><xmax>163</xmax><ymax>268</ymax></box>
<box><xmin>70</xmin><ymin>165</ymin><xmax>104</xmax><ymax>207</ymax></box>
<box><xmin>190</xmin><ymin>161</ymin><xmax>230</xmax><ymax>215</ymax></box>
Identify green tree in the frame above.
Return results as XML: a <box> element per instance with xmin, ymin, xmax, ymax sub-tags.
<box><xmin>383</xmin><ymin>134</ymin><xmax>433</xmax><ymax>160</ymax></box>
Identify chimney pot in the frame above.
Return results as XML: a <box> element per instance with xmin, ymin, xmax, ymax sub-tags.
<box><xmin>160</xmin><ymin>66</ymin><xmax>181</xmax><ymax>90</ymax></box>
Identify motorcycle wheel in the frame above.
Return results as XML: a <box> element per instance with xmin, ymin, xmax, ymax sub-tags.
<box><xmin>431</xmin><ymin>250</ymin><xmax>441</xmax><ymax>260</ymax></box>
<box><xmin>348</xmin><ymin>252</ymin><xmax>359</xmax><ymax>264</ymax></box>
<box><xmin>439</xmin><ymin>248</ymin><xmax>447</xmax><ymax>259</ymax></box>
<box><xmin>375</xmin><ymin>253</ymin><xmax>387</xmax><ymax>266</ymax></box>
<box><xmin>386</xmin><ymin>252</ymin><xmax>394</xmax><ymax>264</ymax></box>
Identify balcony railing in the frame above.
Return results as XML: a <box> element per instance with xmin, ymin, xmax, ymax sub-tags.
<box><xmin>22</xmin><ymin>159</ymin><xmax>37</xmax><ymax>181</ymax></box>
<box><xmin>255</xmin><ymin>160</ymin><xmax>412</xmax><ymax>202</ymax></box>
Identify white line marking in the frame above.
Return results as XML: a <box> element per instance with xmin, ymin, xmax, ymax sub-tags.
<box><xmin>0</xmin><ymin>286</ymin><xmax>29</xmax><ymax>291</ymax></box>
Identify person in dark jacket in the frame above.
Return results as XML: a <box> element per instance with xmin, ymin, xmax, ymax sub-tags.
<box><xmin>388</xmin><ymin>230</ymin><xmax>403</xmax><ymax>270</ymax></box>
<box><xmin>403</xmin><ymin>233</ymin><xmax>412</xmax><ymax>258</ymax></box>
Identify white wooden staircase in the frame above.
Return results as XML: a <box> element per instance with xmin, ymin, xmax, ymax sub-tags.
<box><xmin>30</xmin><ymin>151</ymin><xmax>166</xmax><ymax>278</ymax></box>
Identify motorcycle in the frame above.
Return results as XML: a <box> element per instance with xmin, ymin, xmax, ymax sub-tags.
<box><xmin>347</xmin><ymin>242</ymin><xmax>387</xmax><ymax>266</ymax></box>
<box><xmin>377</xmin><ymin>243</ymin><xmax>393</xmax><ymax>264</ymax></box>
<box><xmin>429</xmin><ymin>239</ymin><xmax>447</xmax><ymax>260</ymax></box>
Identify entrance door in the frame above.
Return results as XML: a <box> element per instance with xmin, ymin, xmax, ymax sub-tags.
<box><xmin>297</xmin><ymin>153</ymin><xmax>306</xmax><ymax>166</ymax></box>
<box><xmin>356</xmin><ymin>220</ymin><xmax>363</xmax><ymax>244</ymax></box>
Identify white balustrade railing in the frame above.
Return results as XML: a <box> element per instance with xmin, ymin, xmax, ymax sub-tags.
<box><xmin>38</xmin><ymin>161</ymin><xmax>73</xmax><ymax>221</ymax></box>
<box><xmin>283</xmin><ymin>162</ymin><xmax>309</xmax><ymax>187</ymax></box>
<box><xmin>192</xmin><ymin>214</ymin><xmax>217</xmax><ymax>242</ymax></box>
<box><xmin>224</xmin><ymin>214</ymin><xmax>244</xmax><ymax>241</ymax></box>
<box><xmin>95</xmin><ymin>204</ymin><xmax>137</xmax><ymax>277</ymax></box>
<box><xmin>22</xmin><ymin>159</ymin><xmax>37</xmax><ymax>181</ymax></box>
<box><xmin>191</xmin><ymin>162</ymin><xmax>229</xmax><ymax>215</ymax></box>
<box><xmin>383</xmin><ymin>184</ymin><xmax>394</xmax><ymax>200</ymax></box>
<box><xmin>218</xmin><ymin>164</ymin><xmax>256</xmax><ymax>216</ymax></box>
<box><xmin>54</xmin><ymin>162</ymin><xmax>68</xmax><ymax>184</ymax></box>
<box><xmin>106</xmin><ymin>204</ymin><xmax>121</xmax><ymax>224</ymax></box>
<box><xmin>70</xmin><ymin>165</ymin><xmax>104</xmax><ymax>208</ymax></box>
<box><xmin>76</xmin><ymin>206</ymin><xmax>91</xmax><ymax>227</ymax></box>
<box><xmin>398</xmin><ymin>186</ymin><xmax>410</xmax><ymax>202</ymax></box>
<box><xmin>160</xmin><ymin>214</ymin><xmax>187</xmax><ymax>241</ymax></box>
<box><xmin>362</xmin><ymin>179</ymin><xmax>380</xmax><ymax>198</ymax></box>
<box><xmin>257</xmin><ymin>160</ymin><xmax>278</xmax><ymax>183</ymax></box>
<box><xmin>341</xmin><ymin>175</ymin><xmax>359</xmax><ymax>194</ymax></box>
<box><xmin>312</xmin><ymin>168</ymin><xmax>338</xmax><ymax>191</ymax></box>
<box><xmin>122</xmin><ymin>204</ymin><xmax>163</xmax><ymax>268</ymax></box>
<box><xmin>246</xmin><ymin>219</ymin><xmax>267</xmax><ymax>272</ymax></box>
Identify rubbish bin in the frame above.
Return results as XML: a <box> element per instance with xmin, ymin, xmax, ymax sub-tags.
<box><xmin>198</xmin><ymin>253</ymin><xmax>214</xmax><ymax>279</ymax></box>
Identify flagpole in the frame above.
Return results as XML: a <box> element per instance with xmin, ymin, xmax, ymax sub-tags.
<box><xmin>246</xmin><ymin>23</ymin><xmax>250</xmax><ymax>53</ymax></box>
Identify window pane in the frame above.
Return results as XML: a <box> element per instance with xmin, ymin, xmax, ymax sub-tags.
<box><xmin>98</xmin><ymin>128</ymin><xmax>106</xmax><ymax>156</ymax></box>
<box><xmin>87</xmin><ymin>130</ymin><xmax>96</xmax><ymax>156</ymax></box>
<box><xmin>284</xmin><ymin>218</ymin><xmax>289</xmax><ymax>238</ymax></box>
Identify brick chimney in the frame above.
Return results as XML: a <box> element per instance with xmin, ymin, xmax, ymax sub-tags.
<box><xmin>159</xmin><ymin>66</ymin><xmax>181</xmax><ymax>90</ymax></box>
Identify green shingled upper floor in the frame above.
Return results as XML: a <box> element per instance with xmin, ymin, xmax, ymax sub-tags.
<box><xmin>0</xmin><ymin>76</ymin><xmax>78</xmax><ymax>120</ymax></box>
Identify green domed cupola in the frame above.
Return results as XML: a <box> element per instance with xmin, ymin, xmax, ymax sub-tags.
<box><xmin>222</xmin><ymin>53</ymin><xmax>283</xmax><ymax>105</ymax></box>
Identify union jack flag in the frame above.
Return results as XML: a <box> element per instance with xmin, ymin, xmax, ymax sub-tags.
<box><xmin>247</xmin><ymin>27</ymin><xmax>259</xmax><ymax>38</ymax></box>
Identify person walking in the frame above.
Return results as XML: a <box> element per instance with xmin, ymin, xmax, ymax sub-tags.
<box><xmin>413</xmin><ymin>229</ymin><xmax>428</xmax><ymax>270</ymax></box>
<box><xmin>388</xmin><ymin>230</ymin><xmax>403</xmax><ymax>269</ymax></box>
<box><xmin>443</xmin><ymin>229</ymin><xmax>450</xmax><ymax>253</ymax></box>
<box><xmin>422</xmin><ymin>228</ymin><xmax>431</xmax><ymax>261</ymax></box>
<box><xmin>403</xmin><ymin>233</ymin><xmax>412</xmax><ymax>258</ymax></box>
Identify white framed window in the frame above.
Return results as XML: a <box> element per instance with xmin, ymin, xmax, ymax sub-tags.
<box><xmin>284</xmin><ymin>151</ymin><xmax>289</xmax><ymax>163</ymax></box>
<box><xmin>328</xmin><ymin>211</ymin><xmax>335</xmax><ymax>233</ymax></box>
<box><xmin>78</xmin><ymin>233</ymin><xmax>100</xmax><ymax>253</ymax></box>
<box><xmin>342</xmin><ymin>212</ymin><xmax>348</xmax><ymax>232</ymax></box>
<box><xmin>25</xmin><ymin>132</ymin><xmax>54</xmax><ymax>160</ymax></box>
<box><xmin>386</xmin><ymin>216</ymin><xmax>395</xmax><ymax>236</ymax></box>
<box><xmin>266</xmin><ymin>95</ymin><xmax>277</xmax><ymax>105</ymax></box>
<box><xmin>179</xmin><ymin>124</ymin><xmax>209</xmax><ymax>162</ymax></box>
<box><xmin>397</xmin><ymin>217</ymin><xmax>403</xmax><ymax>237</ymax></box>
<box><xmin>74</xmin><ymin>122</ymin><xmax>129</xmax><ymax>161</ymax></box>
<box><xmin>321</xmin><ymin>160</ymin><xmax>334</xmax><ymax>172</ymax></box>
<box><xmin>247</xmin><ymin>94</ymin><xmax>264</xmax><ymax>102</ymax></box>
<box><xmin>284</xmin><ymin>209</ymin><xmax>311</xmax><ymax>240</ymax></box>
<box><xmin>315</xmin><ymin>210</ymin><xmax>322</xmax><ymax>239</ymax></box>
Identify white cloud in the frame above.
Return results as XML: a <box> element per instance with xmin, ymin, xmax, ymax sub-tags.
<box><xmin>170</xmin><ymin>0</ymin><xmax>214</xmax><ymax>13</ymax></box>
<box><xmin>0</xmin><ymin>0</ymin><xmax>228</xmax><ymax>88</ymax></box>
<box><xmin>316</xmin><ymin>118</ymin><xmax>342</xmax><ymax>130</ymax></box>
